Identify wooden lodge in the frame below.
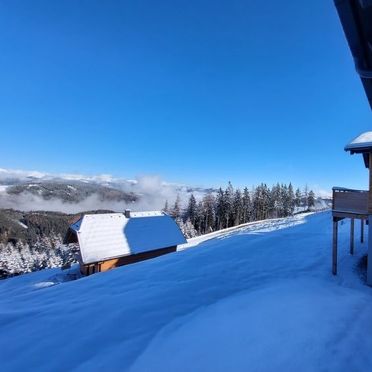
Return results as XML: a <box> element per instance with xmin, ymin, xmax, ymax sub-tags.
<box><xmin>65</xmin><ymin>210</ymin><xmax>187</xmax><ymax>276</ymax></box>
<box><xmin>332</xmin><ymin>1</ymin><xmax>372</xmax><ymax>283</ymax></box>
<box><xmin>331</xmin><ymin>134</ymin><xmax>372</xmax><ymax>279</ymax></box>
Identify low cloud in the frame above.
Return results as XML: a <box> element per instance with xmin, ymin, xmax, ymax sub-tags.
<box><xmin>0</xmin><ymin>169</ymin><xmax>202</xmax><ymax>213</ymax></box>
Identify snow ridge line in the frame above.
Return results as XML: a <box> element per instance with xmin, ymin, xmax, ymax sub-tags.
<box><xmin>178</xmin><ymin>212</ymin><xmax>315</xmax><ymax>251</ymax></box>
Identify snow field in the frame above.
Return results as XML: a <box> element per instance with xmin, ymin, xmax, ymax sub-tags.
<box><xmin>0</xmin><ymin>211</ymin><xmax>371</xmax><ymax>371</ymax></box>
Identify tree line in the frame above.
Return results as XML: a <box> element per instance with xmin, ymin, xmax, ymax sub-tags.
<box><xmin>164</xmin><ymin>183</ymin><xmax>316</xmax><ymax>238</ymax></box>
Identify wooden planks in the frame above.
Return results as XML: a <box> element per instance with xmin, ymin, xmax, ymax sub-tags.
<box><xmin>333</xmin><ymin>189</ymin><xmax>368</xmax><ymax>215</ymax></box>
<box><xmin>81</xmin><ymin>246</ymin><xmax>177</xmax><ymax>275</ymax></box>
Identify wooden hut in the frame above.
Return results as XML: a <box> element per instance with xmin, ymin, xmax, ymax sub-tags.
<box><xmin>332</xmin><ymin>1</ymin><xmax>372</xmax><ymax>283</ymax></box>
<box><xmin>332</xmin><ymin>133</ymin><xmax>372</xmax><ymax>280</ymax></box>
<box><xmin>66</xmin><ymin>210</ymin><xmax>187</xmax><ymax>275</ymax></box>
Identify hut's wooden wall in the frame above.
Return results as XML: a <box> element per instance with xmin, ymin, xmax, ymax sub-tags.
<box><xmin>81</xmin><ymin>246</ymin><xmax>177</xmax><ymax>275</ymax></box>
<box><xmin>333</xmin><ymin>189</ymin><xmax>368</xmax><ymax>214</ymax></box>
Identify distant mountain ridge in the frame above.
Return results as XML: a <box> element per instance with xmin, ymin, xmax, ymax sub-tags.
<box><xmin>0</xmin><ymin>168</ymin><xmax>216</xmax><ymax>213</ymax></box>
<box><xmin>6</xmin><ymin>181</ymin><xmax>138</xmax><ymax>204</ymax></box>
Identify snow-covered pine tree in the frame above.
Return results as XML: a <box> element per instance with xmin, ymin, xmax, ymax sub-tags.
<box><xmin>186</xmin><ymin>194</ymin><xmax>197</xmax><ymax>226</ymax></box>
<box><xmin>308</xmin><ymin>190</ymin><xmax>315</xmax><ymax>208</ymax></box>
<box><xmin>271</xmin><ymin>183</ymin><xmax>281</xmax><ymax>218</ymax></box>
<box><xmin>304</xmin><ymin>185</ymin><xmax>309</xmax><ymax>209</ymax></box>
<box><xmin>202</xmin><ymin>193</ymin><xmax>215</xmax><ymax>233</ymax></box>
<box><xmin>215</xmin><ymin>188</ymin><xmax>226</xmax><ymax>230</ymax></box>
<box><xmin>295</xmin><ymin>188</ymin><xmax>302</xmax><ymax>208</ymax></box>
<box><xmin>262</xmin><ymin>184</ymin><xmax>271</xmax><ymax>219</ymax></box>
<box><xmin>254</xmin><ymin>183</ymin><xmax>271</xmax><ymax>220</ymax></box>
<box><xmin>242</xmin><ymin>187</ymin><xmax>252</xmax><ymax>223</ymax></box>
<box><xmin>252</xmin><ymin>185</ymin><xmax>261</xmax><ymax>221</ymax></box>
<box><xmin>233</xmin><ymin>189</ymin><xmax>243</xmax><ymax>226</ymax></box>
<box><xmin>224</xmin><ymin>182</ymin><xmax>234</xmax><ymax>228</ymax></box>
<box><xmin>162</xmin><ymin>200</ymin><xmax>169</xmax><ymax>213</ymax></box>
<box><xmin>195</xmin><ymin>201</ymin><xmax>205</xmax><ymax>233</ymax></box>
<box><xmin>287</xmin><ymin>183</ymin><xmax>295</xmax><ymax>216</ymax></box>
<box><xmin>253</xmin><ymin>184</ymin><xmax>264</xmax><ymax>220</ymax></box>
<box><xmin>183</xmin><ymin>218</ymin><xmax>198</xmax><ymax>238</ymax></box>
<box><xmin>170</xmin><ymin>194</ymin><xmax>181</xmax><ymax>219</ymax></box>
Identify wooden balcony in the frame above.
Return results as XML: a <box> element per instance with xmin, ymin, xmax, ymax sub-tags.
<box><xmin>332</xmin><ymin>187</ymin><xmax>368</xmax><ymax>219</ymax></box>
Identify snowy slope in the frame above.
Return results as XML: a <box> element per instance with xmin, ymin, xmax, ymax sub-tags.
<box><xmin>1</xmin><ymin>211</ymin><xmax>371</xmax><ymax>371</ymax></box>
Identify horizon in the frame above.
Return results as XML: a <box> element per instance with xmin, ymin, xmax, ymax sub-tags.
<box><xmin>1</xmin><ymin>1</ymin><xmax>371</xmax><ymax>193</ymax></box>
<box><xmin>0</xmin><ymin>166</ymin><xmax>332</xmax><ymax>198</ymax></box>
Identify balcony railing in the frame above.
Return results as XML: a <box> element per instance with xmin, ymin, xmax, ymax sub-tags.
<box><xmin>332</xmin><ymin>187</ymin><xmax>368</xmax><ymax>215</ymax></box>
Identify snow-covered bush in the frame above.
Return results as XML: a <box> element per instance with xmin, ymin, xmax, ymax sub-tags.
<box><xmin>176</xmin><ymin>218</ymin><xmax>197</xmax><ymax>239</ymax></box>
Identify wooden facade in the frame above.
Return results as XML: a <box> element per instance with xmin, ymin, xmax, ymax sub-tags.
<box><xmin>80</xmin><ymin>246</ymin><xmax>177</xmax><ymax>276</ymax></box>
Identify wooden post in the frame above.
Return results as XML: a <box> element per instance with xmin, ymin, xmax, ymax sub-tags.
<box><xmin>361</xmin><ymin>219</ymin><xmax>364</xmax><ymax>243</ymax></box>
<box><xmin>332</xmin><ymin>219</ymin><xmax>338</xmax><ymax>275</ymax></box>
<box><xmin>368</xmin><ymin>153</ymin><xmax>372</xmax><ymax>285</ymax></box>
<box><xmin>350</xmin><ymin>218</ymin><xmax>355</xmax><ymax>255</ymax></box>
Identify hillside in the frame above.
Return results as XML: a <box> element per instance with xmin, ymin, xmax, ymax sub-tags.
<box><xmin>1</xmin><ymin>211</ymin><xmax>371</xmax><ymax>371</ymax></box>
<box><xmin>0</xmin><ymin>209</ymin><xmax>116</xmax><ymax>279</ymax></box>
<box><xmin>0</xmin><ymin>208</ymin><xmax>113</xmax><ymax>245</ymax></box>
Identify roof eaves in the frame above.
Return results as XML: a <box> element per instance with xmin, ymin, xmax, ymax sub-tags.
<box><xmin>334</xmin><ymin>0</ymin><xmax>372</xmax><ymax>108</ymax></box>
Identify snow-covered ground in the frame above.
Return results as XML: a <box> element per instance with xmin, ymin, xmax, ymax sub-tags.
<box><xmin>179</xmin><ymin>213</ymin><xmax>312</xmax><ymax>250</ymax></box>
<box><xmin>1</xmin><ymin>211</ymin><xmax>371</xmax><ymax>371</ymax></box>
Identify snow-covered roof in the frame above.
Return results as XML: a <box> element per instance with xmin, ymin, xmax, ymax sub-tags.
<box><xmin>70</xmin><ymin>212</ymin><xmax>186</xmax><ymax>264</ymax></box>
<box><xmin>344</xmin><ymin>131</ymin><xmax>372</xmax><ymax>152</ymax></box>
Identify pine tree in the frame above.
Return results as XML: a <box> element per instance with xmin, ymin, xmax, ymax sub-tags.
<box><xmin>242</xmin><ymin>187</ymin><xmax>252</xmax><ymax>223</ymax></box>
<box><xmin>186</xmin><ymin>194</ymin><xmax>197</xmax><ymax>225</ymax></box>
<box><xmin>295</xmin><ymin>188</ymin><xmax>301</xmax><ymax>208</ymax></box>
<box><xmin>184</xmin><ymin>219</ymin><xmax>198</xmax><ymax>238</ymax></box>
<box><xmin>233</xmin><ymin>189</ymin><xmax>243</xmax><ymax>226</ymax></box>
<box><xmin>252</xmin><ymin>185</ymin><xmax>261</xmax><ymax>220</ymax></box>
<box><xmin>287</xmin><ymin>183</ymin><xmax>295</xmax><ymax>215</ymax></box>
<box><xmin>308</xmin><ymin>190</ymin><xmax>315</xmax><ymax>208</ymax></box>
<box><xmin>170</xmin><ymin>194</ymin><xmax>181</xmax><ymax>219</ymax></box>
<box><xmin>203</xmin><ymin>193</ymin><xmax>215</xmax><ymax>233</ymax></box>
<box><xmin>195</xmin><ymin>201</ymin><xmax>205</xmax><ymax>233</ymax></box>
<box><xmin>304</xmin><ymin>185</ymin><xmax>309</xmax><ymax>209</ymax></box>
<box><xmin>224</xmin><ymin>182</ymin><xmax>234</xmax><ymax>228</ymax></box>
<box><xmin>262</xmin><ymin>184</ymin><xmax>271</xmax><ymax>219</ymax></box>
<box><xmin>215</xmin><ymin>188</ymin><xmax>225</xmax><ymax>230</ymax></box>
<box><xmin>162</xmin><ymin>200</ymin><xmax>169</xmax><ymax>213</ymax></box>
<box><xmin>177</xmin><ymin>218</ymin><xmax>197</xmax><ymax>238</ymax></box>
<box><xmin>253</xmin><ymin>184</ymin><xmax>270</xmax><ymax>220</ymax></box>
<box><xmin>271</xmin><ymin>183</ymin><xmax>281</xmax><ymax>218</ymax></box>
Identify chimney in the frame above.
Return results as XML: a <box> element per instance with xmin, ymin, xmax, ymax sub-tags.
<box><xmin>124</xmin><ymin>209</ymin><xmax>131</xmax><ymax>218</ymax></box>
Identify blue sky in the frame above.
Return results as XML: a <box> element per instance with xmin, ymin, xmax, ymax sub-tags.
<box><xmin>0</xmin><ymin>0</ymin><xmax>371</xmax><ymax>192</ymax></box>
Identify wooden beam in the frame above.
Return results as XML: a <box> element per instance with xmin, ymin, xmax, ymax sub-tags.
<box><xmin>369</xmin><ymin>153</ymin><xmax>372</xmax><ymax>213</ymax></box>
<box><xmin>350</xmin><ymin>218</ymin><xmax>355</xmax><ymax>255</ymax></box>
<box><xmin>332</xmin><ymin>211</ymin><xmax>366</xmax><ymax>220</ymax></box>
<box><xmin>368</xmin><ymin>153</ymin><xmax>372</xmax><ymax>285</ymax></box>
<box><xmin>332</xmin><ymin>219</ymin><xmax>338</xmax><ymax>275</ymax></box>
<box><xmin>368</xmin><ymin>216</ymin><xmax>372</xmax><ymax>286</ymax></box>
<box><xmin>361</xmin><ymin>219</ymin><xmax>364</xmax><ymax>243</ymax></box>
